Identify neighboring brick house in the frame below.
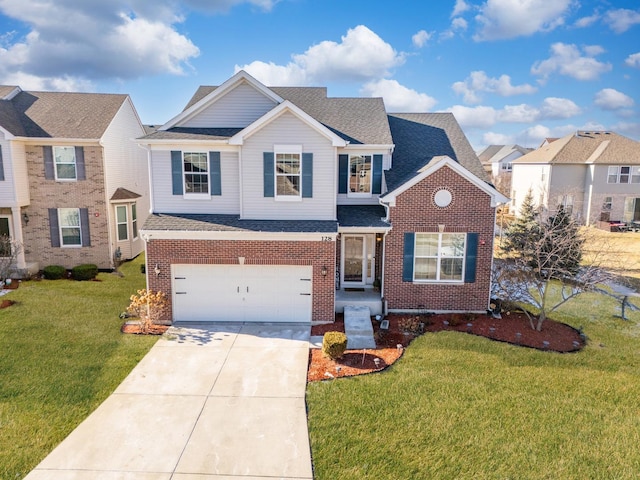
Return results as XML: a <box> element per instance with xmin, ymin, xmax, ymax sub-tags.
<box><xmin>510</xmin><ymin>131</ymin><xmax>640</xmax><ymax>226</ymax></box>
<box><xmin>0</xmin><ymin>87</ymin><xmax>150</xmax><ymax>275</ymax></box>
<box><xmin>138</xmin><ymin>71</ymin><xmax>507</xmax><ymax>324</ymax></box>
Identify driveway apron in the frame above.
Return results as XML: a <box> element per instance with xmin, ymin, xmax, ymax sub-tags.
<box><xmin>25</xmin><ymin>323</ymin><xmax>314</xmax><ymax>480</ymax></box>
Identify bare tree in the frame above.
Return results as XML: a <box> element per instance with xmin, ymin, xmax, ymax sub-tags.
<box><xmin>0</xmin><ymin>235</ymin><xmax>22</xmax><ymax>284</ymax></box>
<box><xmin>493</xmin><ymin>208</ymin><xmax>613</xmax><ymax>331</ymax></box>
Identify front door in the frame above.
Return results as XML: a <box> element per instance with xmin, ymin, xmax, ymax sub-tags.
<box><xmin>342</xmin><ymin>234</ymin><xmax>374</xmax><ymax>287</ymax></box>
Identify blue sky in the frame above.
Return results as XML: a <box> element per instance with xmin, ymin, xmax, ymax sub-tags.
<box><xmin>0</xmin><ymin>0</ymin><xmax>638</xmax><ymax>149</ymax></box>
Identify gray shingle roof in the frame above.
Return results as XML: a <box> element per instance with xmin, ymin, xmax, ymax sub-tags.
<box><xmin>337</xmin><ymin>205</ymin><xmax>389</xmax><ymax>228</ymax></box>
<box><xmin>110</xmin><ymin>188</ymin><xmax>141</xmax><ymax>201</ymax></box>
<box><xmin>385</xmin><ymin>113</ymin><xmax>489</xmax><ymax>193</ymax></box>
<box><xmin>0</xmin><ymin>90</ymin><xmax>127</xmax><ymax>138</ymax></box>
<box><xmin>514</xmin><ymin>131</ymin><xmax>640</xmax><ymax>165</ymax></box>
<box><xmin>140</xmin><ymin>127</ymin><xmax>243</xmax><ymax>141</ymax></box>
<box><xmin>143</xmin><ymin>213</ymin><xmax>338</xmax><ymax>233</ymax></box>
<box><xmin>180</xmin><ymin>85</ymin><xmax>393</xmax><ymax>145</ymax></box>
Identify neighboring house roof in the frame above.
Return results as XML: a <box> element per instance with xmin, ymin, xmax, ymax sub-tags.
<box><xmin>0</xmin><ymin>90</ymin><xmax>128</xmax><ymax>139</ymax></box>
<box><xmin>384</xmin><ymin>113</ymin><xmax>489</xmax><ymax>192</ymax></box>
<box><xmin>0</xmin><ymin>85</ymin><xmax>20</xmax><ymax>99</ymax></box>
<box><xmin>477</xmin><ymin>144</ymin><xmax>533</xmax><ymax>165</ymax></box>
<box><xmin>141</xmin><ymin>127</ymin><xmax>243</xmax><ymax>141</ymax></box>
<box><xmin>337</xmin><ymin>205</ymin><xmax>389</xmax><ymax>228</ymax></box>
<box><xmin>178</xmin><ymin>82</ymin><xmax>393</xmax><ymax>146</ymax></box>
<box><xmin>143</xmin><ymin>213</ymin><xmax>338</xmax><ymax>233</ymax></box>
<box><xmin>110</xmin><ymin>188</ymin><xmax>142</xmax><ymax>201</ymax></box>
<box><xmin>514</xmin><ymin>131</ymin><xmax>640</xmax><ymax>165</ymax></box>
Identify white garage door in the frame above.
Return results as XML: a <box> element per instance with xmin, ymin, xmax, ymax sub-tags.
<box><xmin>172</xmin><ymin>264</ymin><xmax>313</xmax><ymax>323</ymax></box>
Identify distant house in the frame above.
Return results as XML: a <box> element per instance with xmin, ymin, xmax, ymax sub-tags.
<box><xmin>137</xmin><ymin>71</ymin><xmax>507</xmax><ymax>324</ymax></box>
<box><xmin>477</xmin><ymin>144</ymin><xmax>533</xmax><ymax>194</ymax></box>
<box><xmin>0</xmin><ymin>86</ymin><xmax>150</xmax><ymax>276</ymax></box>
<box><xmin>510</xmin><ymin>131</ymin><xmax>640</xmax><ymax>226</ymax></box>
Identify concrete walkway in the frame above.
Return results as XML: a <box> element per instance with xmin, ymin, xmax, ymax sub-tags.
<box><xmin>343</xmin><ymin>305</ymin><xmax>376</xmax><ymax>349</ymax></box>
<box><xmin>26</xmin><ymin>323</ymin><xmax>313</xmax><ymax>479</ymax></box>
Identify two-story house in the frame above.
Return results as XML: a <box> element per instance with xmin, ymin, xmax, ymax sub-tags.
<box><xmin>139</xmin><ymin>71</ymin><xmax>506</xmax><ymax>324</ymax></box>
<box><xmin>0</xmin><ymin>86</ymin><xmax>150</xmax><ymax>275</ymax></box>
<box><xmin>510</xmin><ymin>131</ymin><xmax>640</xmax><ymax>225</ymax></box>
<box><xmin>477</xmin><ymin>144</ymin><xmax>533</xmax><ymax>195</ymax></box>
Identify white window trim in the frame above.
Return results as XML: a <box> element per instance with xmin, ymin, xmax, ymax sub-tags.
<box><xmin>53</xmin><ymin>146</ymin><xmax>77</xmax><ymax>182</ymax></box>
<box><xmin>413</xmin><ymin>232</ymin><xmax>466</xmax><ymax>283</ymax></box>
<box><xmin>116</xmin><ymin>205</ymin><xmax>128</xmax><ymax>241</ymax></box>
<box><xmin>348</xmin><ymin>154</ymin><xmax>373</xmax><ymax>198</ymax></box>
<box><xmin>274</xmin><ymin>144</ymin><xmax>302</xmax><ymax>201</ymax></box>
<box><xmin>182</xmin><ymin>151</ymin><xmax>211</xmax><ymax>199</ymax></box>
<box><xmin>58</xmin><ymin>208</ymin><xmax>82</xmax><ymax>248</ymax></box>
<box><xmin>608</xmin><ymin>165</ymin><xmax>640</xmax><ymax>184</ymax></box>
<box><xmin>131</xmin><ymin>203</ymin><xmax>138</xmax><ymax>239</ymax></box>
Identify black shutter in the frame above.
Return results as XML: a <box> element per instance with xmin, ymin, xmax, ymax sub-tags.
<box><xmin>0</xmin><ymin>145</ymin><xmax>4</xmax><ymax>181</ymax></box>
<box><xmin>171</xmin><ymin>151</ymin><xmax>183</xmax><ymax>195</ymax></box>
<box><xmin>43</xmin><ymin>146</ymin><xmax>54</xmax><ymax>180</ymax></box>
<box><xmin>75</xmin><ymin>147</ymin><xmax>85</xmax><ymax>180</ymax></box>
<box><xmin>80</xmin><ymin>208</ymin><xmax>91</xmax><ymax>247</ymax></box>
<box><xmin>338</xmin><ymin>154</ymin><xmax>348</xmax><ymax>194</ymax></box>
<box><xmin>49</xmin><ymin>209</ymin><xmax>60</xmax><ymax>247</ymax></box>
<box><xmin>263</xmin><ymin>152</ymin><xmax>274</xmax><ymax>197</ymax></box>
<box><xmin>464</xmin><ymin>233</ymin><xmax>478</xmax><ymax>283</ymax></box>
<box><xmin>402</xmin><ymin>232</ymin><xmax>415</xmax><ymax>282</ymax></box>
<box><xmin>302</xmin><ymin>153</ymin><xmax>313</xmax><ymax>198</ymax></box>
<box><xmin>209</xmin><ymin>151</ymin><xmax>221</xmax><ymax>196</ymax></box>
<box><xmin>372</xmin><ymin>154</ymin><xmax>383</xmax><ymax>194</ymax></box>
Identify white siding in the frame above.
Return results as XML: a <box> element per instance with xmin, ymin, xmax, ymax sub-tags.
<box><xmin>180</xmin><ymin>83</ymin><xmax>278</xmax><ymax>128</ymax></box>
<box><xmin>548</xmin><ymin>164</ymin><xmax>586</xmax><ymax>218</ymax></box>
<box><xmin>0</xmin><ymin>138</ymin><xmax>29</xmax><ymax>206</ymax></box>
<box><xmin>510</xmin><ymin>163</ymin><xmax>549</xmax><ymax>214</ymax></box>
<box><xmin>151</xmin><ymin>149</ymin><xmax>240</xmax><ymax>214</ymax></box>
<box><xmin>101</xmin><ymin>97</ymin><xmax>150</xmax><ymax>258</ymax></box>
<box><xmin>241</xmin><ymin>112</ymin><xmax>336</xmax><ymax>220</ymax></box>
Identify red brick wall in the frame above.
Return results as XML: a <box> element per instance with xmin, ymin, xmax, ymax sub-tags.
<box><xmin>383</xmin><ymin>165</ymin><xmax>496</xmax><ymax>312</ymax></box>
<box><xmin>146</xmin><ymin>238</ymin><xmax>336</xmax><ymax>323</ymax></box>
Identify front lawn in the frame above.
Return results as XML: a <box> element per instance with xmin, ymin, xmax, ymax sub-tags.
<box><xmin>307</xmin><ymin>288</ymin><xmax>640</xmax><ymax>479</ymax></box>
<box><xmin>0</xmin><ymin>256</ymin><xmax>157</xmax><ymax>478</ymax></box>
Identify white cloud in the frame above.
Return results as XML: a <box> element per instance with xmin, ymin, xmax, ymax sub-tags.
<box><xmin>531</xmin><ymin>43</ymin><xmax>612</xmax><ymax>82</ymax></box>
<box><xmin>574</xmin><ymin>13</ymin><xmax>599</xmax><ymax>28</ymax></box>
<box><xmin>539</xmin><ymin>97</ymin><xmax>582</xmax><ymax>118</ymax></box>
<box><xmin>452</xmin><ymin>0</ymin><xmax>471</xmax><ymax>17</ymax></box>
<box><xmin>594</xmin><ymin>88</ymin><xmax>635</xmax><ymax>110</ymax></box>
<box><xmin>482</xmin><ymin>131</ymin><xmax>515</xmax><ymax>145</ymax></box>
<box><xmin>361</xmin><ymin>79</ymin><xmax>437</xmax><ymax>112</ymax></box>
<box><xmin>440</xmin><ymin>16</ymin><xmax>468</xmax><ymax>41</ymax></box>
<box><xmin>0</xmin><ymin>0</ymin><xmax>202</xmax><ymax>88</ymax></box>
<box><xmin>474</xmin><ymin>0</ymin><xmax>573</xmax><ymax>41</ymax></box>
<box><xmin>499</xmin><ymin>104</ymin><xmax>540</xmax><ymax>123</ymax></box>
<box><xmin>452</xmin><ymin>70</ymin><xmax>537</xmax><ymax>104</ymax></box>
<box><xmin>412</xmin><ymin>30</ymin><xmax>432</xmax><ymax>48</ymax></box>
<box><xmin>625</xmin><ymin>53</ymin><xmax>640</xmax><ymax>68</ymax></box>
<box><xmin>446</xmin><ymin>105</ymin><xmax>498</xmax><ymax>128</ymax></box>
<box><xmin>611</xmin><ymin>121</ymin><xmax>640</xmax><ymax>137</ymax></box>
<box><xmin>238</xmin><ymin>25</ymin><xmax>405</xmax><ymax>85</ymax></box>
<box><xmin>604</xmin><ymin>8</ymin><xmax>640</xmax><ymax>33</ymax></box>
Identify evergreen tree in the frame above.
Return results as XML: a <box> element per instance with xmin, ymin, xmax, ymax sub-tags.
<box><xmin>502</xmin><ymin>188</ymin><xmax>540</xmax><ymax>262</ymax></box>
<box><xmin>541</xmin><ymin>205</ymin><xmax>583</xmax><ymax>276</ymax></box>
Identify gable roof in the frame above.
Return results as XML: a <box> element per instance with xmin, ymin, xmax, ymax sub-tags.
<box><xmin>175</xmin><ymin>73</ymin><xmax>393</xmax><ymax>146</ymax></box>
<box><xmin>385</xmin><ymin>113</ymin><xmax>489</xmax><ymax>192</ymax></box>
<box><xmin>514</xmin><ymin>131</ymin><xmax>640</xmax><ymax>165</ymax></box>
<box><xmin>0</xmin><ymin>89</ymin><xmax>128</xmax><ymax>139</ymax></box>
<box><xmin>477</xmin><ymin>144</ymin><xmax>533</xmax><ymax>165</ymax></box>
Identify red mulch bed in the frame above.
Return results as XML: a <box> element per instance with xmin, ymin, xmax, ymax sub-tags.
<box><xmin>308</xmin><ymin>312</ymin><xmax>584</xmax><ymax>382</ymax></box>
<box><xmin>0</xmin><ymin>299</ymin><xmax>16</xmax><ymax>308</ymax></box>
<box><xmin>121</xmin><ymin>321</ymin><xmax>169</xmax><ymax>335</ymax></box>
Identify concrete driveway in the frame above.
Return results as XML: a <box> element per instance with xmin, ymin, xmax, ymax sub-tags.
<box><xmin>25</xmin><ymin>323</ymin><xmax>313</xmax><ymax>479</ymax></box>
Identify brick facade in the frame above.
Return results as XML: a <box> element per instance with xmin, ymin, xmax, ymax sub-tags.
<box><xmin>383</xmin><ymin>165</ymin><xmax>496</xmax><ymax>312</ymax></box>
<box><xmin>23</xmin><ymin>145</ymin><xmax>111</xmax><ymax>269</ymax></box>
<box><xmin>146</xmin><ymin>238</ymin><xmax>336</xmax><ymax>323</ymax></box>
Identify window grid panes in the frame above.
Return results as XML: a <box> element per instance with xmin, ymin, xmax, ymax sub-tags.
<box><xmin>608</xmin><ymin>165</ymin><xmax>640</xmax><ymax>184</ymax></box>
<box><xmin>276</xmin><ymin>153</ymin><xmax>301</xmax><ymax>196</ymax></box>
<box><xmin>183</xmin><ymin>152</ymin><xmax>209</xmax><ymax>194</ymax></box>
<box><xmin>349</xmin><ymin>155</ymin><xmax>372</xmax><ymax>194</ymax></box>
<box><xmin>116</xmin><ymin>205</ymin><xmax>128</xmax><ymax>241</ymax></box>
<box><xmin>59</xmin><ymin>208</ymin><xmax>81</xmax><ymax>246</ymax></box>
<box><xmin>414</xmin><ymin>233</ymin><xmax>465</xmax><ymax>282</ymax></box>
<box><xmin>54</xmin><ymin>146</ymin><xmax>77</xmax><ymax>180</ymax></box>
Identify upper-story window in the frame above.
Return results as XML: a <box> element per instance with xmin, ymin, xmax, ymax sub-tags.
<box><xmin>54</xmin><ymin>146</ymin><xmax>77</xmax><ymax>180</ymax></box>
<box><xmin>501</xmin><ymin>162</ymin><xmax>512</xmax><ymax>172</ymax></box>
<box><xmin>275</xmin><ymin>145</ymin><xmax>302</xmax><ymax>200</ymax></box>
<box><xmin>608</xmin><ymin>166</ymin><xmax>640</xmax><ymax>184</ymax></box>
<box><xmin>349</xmin><ymin>155</ymin><xmax>372</xmax><ymax>195</ymax></box>
<box><xmin>183</xmin><ymin>152</ymin><xmax>209</xmax><ymax>195</ymax></box>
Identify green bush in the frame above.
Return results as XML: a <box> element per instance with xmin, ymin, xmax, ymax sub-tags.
<box><xmin>322</xmin><ymin>331</ymin><xmax>348</xmax><ymax>360</ymax></box>
<box><xmin>43</xmin><ymin>265</ymin><xmax>66</xmax><ymax>280</ymax></box>
<box><xmin>71</xmin><ymin>264</ymin><xmax>99</xmax><ymax>281</ymax></box>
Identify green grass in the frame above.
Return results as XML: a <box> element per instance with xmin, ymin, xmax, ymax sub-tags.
<box><xmin>307</xmin><ymin>288</ymin><xmax>640</xmax><ymax>479</ymax></box>
<box><xmin>0</xmin><ymin>256</ymin><xmax>157</xmax><ymax>478</ymax></box>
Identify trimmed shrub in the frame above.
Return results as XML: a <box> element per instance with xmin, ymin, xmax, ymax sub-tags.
<box><xmin>322</xmin><ymin>331</ymin><xmax>348</xmax><ymax>360</ymax></box>
<box><xmin>43</xmin><ymin>265</ymin><xmax>66</xmax><ymax>280</ymax></box>
<box><xmin>71</xmin><ymin>264</ymin><xmax>99</xmax><ymax>281</ymax></box>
